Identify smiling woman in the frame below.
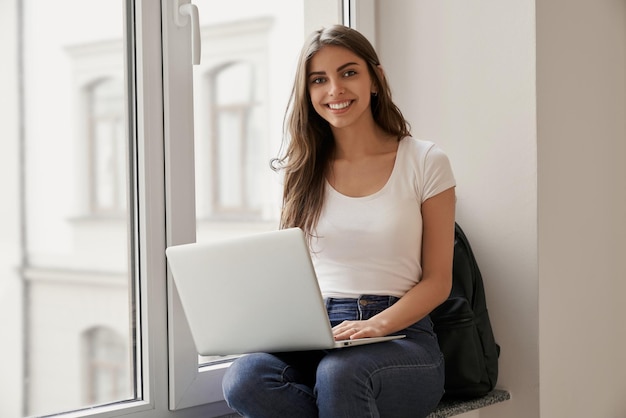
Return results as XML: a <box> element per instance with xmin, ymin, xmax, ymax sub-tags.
<box><xmin>223</xmin><ymin>25</ymin><xmax>456</xmax><ymax>418</ymax></box>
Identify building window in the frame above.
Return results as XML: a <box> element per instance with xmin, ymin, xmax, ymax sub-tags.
<box><xmin>209</xmin><ymin>61</ymin><xmax>261</xmax><ymax>217</ymax></box>
<box><xmin>82</xmin><ymin>326</ymin><xmax>130</xmax><ymax>405</ymax></box>
<box><xmin>88</xmin><ymin>78</ymin><xmax>126</xmax><ymax>215</ymax></box>
<box><xmin>192</xmin><ymin>17</ymin><xmax>276</xmax><ymax>228</ymax></box>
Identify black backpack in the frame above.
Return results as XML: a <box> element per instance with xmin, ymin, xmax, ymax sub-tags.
<box><xmin>430</xmin><ymin>223</ymin><xmax>500</xmax><ymax>399</ymax></box>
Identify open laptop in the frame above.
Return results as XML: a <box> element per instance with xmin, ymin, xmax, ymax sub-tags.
<box><xmin>165</xmin><ymin>227</ymin><xmax>404</xmax><ymax>356</ymax></box>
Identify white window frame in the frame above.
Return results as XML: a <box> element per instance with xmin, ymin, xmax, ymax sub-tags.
<box><xmin>51</xmin><ymin>2</ymin><xmax>165</xmax><ymax>417</ymax></box>
<box><xmin>52</xmin><ymin>1</ymin><xmax>363</xmax><ymax>417</ymax></box>
<box><xmin>342</xmin><ymin>0</ymin><xmax>376</xmax><ymax>47</ymax></box>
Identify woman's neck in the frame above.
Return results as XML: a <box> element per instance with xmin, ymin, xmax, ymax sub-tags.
<box><xmin>331</xmin><ymin>121</ymin><xmax>397</xmax><ymax>160</ymax></box>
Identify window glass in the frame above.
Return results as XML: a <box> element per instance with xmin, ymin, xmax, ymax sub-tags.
<box><xmin>193</xmin><ymin>0</ymin><xmax>304</xmax><ymax>236</ymax></box>
<box><xmin>4</xmin><ymin>1</ymin><xmax>138</xmax><ymax>416</ymax></box>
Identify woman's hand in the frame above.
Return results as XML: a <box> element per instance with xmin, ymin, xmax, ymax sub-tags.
<box><xmin>332</xmin><ymin>319</ymin><xmax>389</xmax><ymax>340</ymax></box>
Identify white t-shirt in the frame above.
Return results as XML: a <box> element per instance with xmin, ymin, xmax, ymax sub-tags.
<box><xmin>311</xmin><ymin>137</ymin><xmax>456</xmax><ymax>299</ymax></box>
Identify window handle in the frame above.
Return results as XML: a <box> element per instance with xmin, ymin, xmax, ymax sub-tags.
<box><xmin>175</xmin><ymin>0</ymin><xmax>201</xmax><ymax>65</ymax></box>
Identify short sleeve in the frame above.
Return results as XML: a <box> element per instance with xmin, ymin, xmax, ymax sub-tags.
<box><xmin>421</xmin><ymin>144</ymin><xmax>456</xmax><ymax>202</ymax></box>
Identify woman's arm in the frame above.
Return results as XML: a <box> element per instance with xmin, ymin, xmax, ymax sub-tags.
<box><xmin>332</xmin><ymin>186</ymin><xmax>456</xmax><ymax>340</ymax></box>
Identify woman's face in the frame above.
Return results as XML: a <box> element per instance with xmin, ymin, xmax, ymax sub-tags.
<box><xmin>307</xmin><ymin>45</ymin><xmax>377</xmax><ymax>131</ymax></box>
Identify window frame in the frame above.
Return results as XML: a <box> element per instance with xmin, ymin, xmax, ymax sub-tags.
<box><xmin>39</xmin><ymin>3</ymin><xmax>160</xmax><ymax>416</ymax></box>
<box><xmin>49</xmin><ymin>1</ymin><xmax>361</xmax><ymax>417</ymax></box>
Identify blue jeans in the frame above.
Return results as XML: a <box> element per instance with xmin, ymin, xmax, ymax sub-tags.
<box><xmin>222</xmin><ymin>295</ymin><xmax>445</xmax><ymax>418</ymax></box>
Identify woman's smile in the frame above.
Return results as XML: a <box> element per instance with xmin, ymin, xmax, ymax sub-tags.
<box><xmin>327</xmin><ymin>100</ymin><xmax>353</xmax><ymax>111</ymax></box>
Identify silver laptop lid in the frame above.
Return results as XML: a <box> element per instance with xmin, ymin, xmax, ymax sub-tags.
<box><xmin>165</xmin><ymin>228</ymin><xmax>337</xmax><ymax>355</ymax></box>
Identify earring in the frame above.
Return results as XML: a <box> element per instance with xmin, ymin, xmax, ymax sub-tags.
<box><xmin>371</xmin><ymin>92</ymin><xmax>378</xmax><ymax>97</ymax></box>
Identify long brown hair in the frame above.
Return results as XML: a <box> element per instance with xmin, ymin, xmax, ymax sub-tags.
<box><xmin>272</xmin><ymin>25</ymin><xmax>410</xmax><ymax>238</ymax></box>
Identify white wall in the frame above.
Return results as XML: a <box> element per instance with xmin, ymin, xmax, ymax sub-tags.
<box><xmin>536</xmin><ymin>0</ymin><xmax>626</xmax><ymax>417</ymax></box>
<box><xmin>376</xmin><ymin>1</ymin><xmax>538</xmax><ymax>417</ymax></box>
<box><xmin>376</xmin><ymin>1</ymin><xmax>626</xmax><ymax>417</ymax></box>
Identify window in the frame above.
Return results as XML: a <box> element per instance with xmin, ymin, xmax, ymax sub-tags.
<box><xmin>89</xmin><ymin>78</ymin><xmax>127</xmax><ymax>215</ymax></box>
<box><xmin>0</xmin><ymin>1</ymin><xmax>350</xmax><ymax>417</ymax></box>
<box><xmin>9</xmin><ymin>1</ymin><xmax>136</xmax><ymax>417</ymax></box>
<box><xmin>210</xmin><ymin>62</ymin><xmax>260</xmax><ymax>217</ymax></box>
<box><xmin>83</xmin><ymin>327</ymin><xmax>130</xmax><ymax>405</ymax></box>
<box><xmin>193</xmin><ymin>17</ymin><xmax>273</xmax><ymax>222</ymax></box>
<box><xmin>65</xmin><ymin>38</ymin><xmax>126</xmax><ymax>218</ymax></box>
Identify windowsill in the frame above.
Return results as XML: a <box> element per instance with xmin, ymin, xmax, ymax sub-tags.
<box><xmin>427</xmin><ymin>389</ymin><xmax>511</xmax><ymax>418</ymax></box>
<box><xmin>216</xmin><ymin>389</ymin><xmax>511</xmax><ymax>417</ymax></box>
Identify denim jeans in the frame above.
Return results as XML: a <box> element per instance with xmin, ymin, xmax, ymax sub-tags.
<box><xmin>222</xmin><ymin>295</ymin><xmax>445</xmax><ymax>418</ymax></box>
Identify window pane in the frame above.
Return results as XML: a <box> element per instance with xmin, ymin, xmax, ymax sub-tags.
<box><xmin>194</xmin><ymin>0</ymin><xmax>304</xmax><ymax>227</ymax></box>
<box><xmin>193</xmin><ymin>0</ymin><xmax>307</xmax><ymax>364</ymax></box>
<box><xmin>3</xmin><ymin>1</ymin><xmax>138</xmax><ymax>416</ymax></box>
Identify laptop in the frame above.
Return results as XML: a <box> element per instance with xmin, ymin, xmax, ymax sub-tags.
<box><xmin>165</xmin><ymin>227</ymin><xmax>404</xmax><ymax>356</ymax></box>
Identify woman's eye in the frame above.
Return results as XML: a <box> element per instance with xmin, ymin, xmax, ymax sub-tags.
<box><xmin>311</xmin><ymin>77</ymin><xmax>325</xmax><ymax>85</ymax></box>
<box><xmin>343</xmin><ymin>70</ymin><xmax>357</xmax><ymax>77</ymax></box>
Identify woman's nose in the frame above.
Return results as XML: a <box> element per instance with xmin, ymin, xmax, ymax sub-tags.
<box><xmin>328</xmin><ymin>78</ymin><xmax>345</xmax><ymax>96</ymax></box>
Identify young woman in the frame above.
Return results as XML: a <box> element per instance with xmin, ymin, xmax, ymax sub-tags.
<box><xmin>222</xmin><ymin>24</ymin><xmax>456</xmax><ymax>418</ymax></box>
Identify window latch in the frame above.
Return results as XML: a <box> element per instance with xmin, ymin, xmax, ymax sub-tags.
<box><xmin>174</xmin><ymin>0</ymin><xmax>201</xmax><ymax>65</ymax></box>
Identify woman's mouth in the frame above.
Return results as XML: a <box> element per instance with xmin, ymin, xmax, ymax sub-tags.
<box><xmin>327</xmin><ymin>100</ymin><xmax>352</xmax><ymax>110</ymax></box>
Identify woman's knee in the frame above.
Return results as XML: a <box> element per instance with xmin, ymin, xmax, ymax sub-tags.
<box><xmin>222</xmin><ymin>353</ymin><xmax>280</xmax><ymax>402</ymax></box>
<box><xmin>223</xmin><ymin>353</ymin><xmax>320</xmax><ymax>418</ymax></box>
<box><xmin>316</xmin><ymin>352</ymin><xmax>367</xmax><ymax>389</ymax></box>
